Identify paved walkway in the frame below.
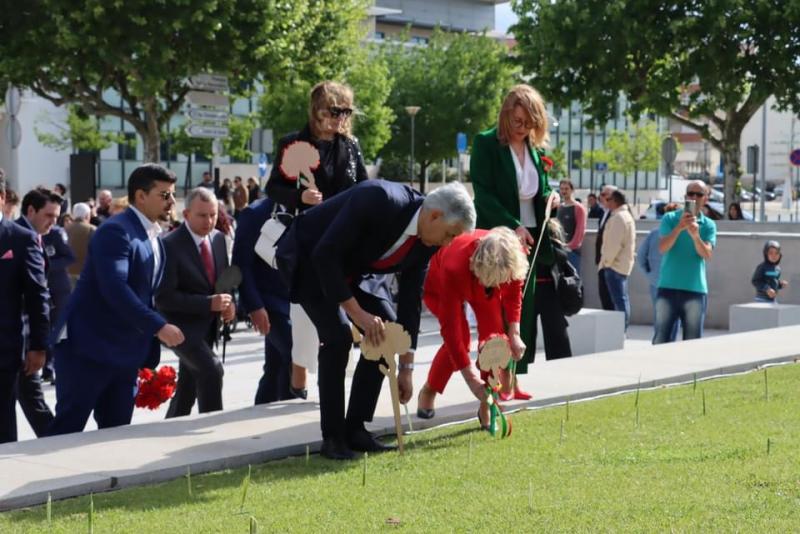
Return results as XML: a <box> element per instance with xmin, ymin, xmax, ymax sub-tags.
<box><xmin>2</xmin><ymin>319</ymin><xmax>797</xmax><ymax>511</ymax></box>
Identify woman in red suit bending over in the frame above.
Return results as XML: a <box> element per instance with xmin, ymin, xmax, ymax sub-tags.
<box><xmin>416</xmin><ymin>227</ymin><xmax>527</xmax><ymax>427</ymax></box>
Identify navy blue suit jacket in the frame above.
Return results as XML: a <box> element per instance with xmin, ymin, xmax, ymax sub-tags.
<box><xmin>276</xmin><ymin>180</ymin><xmax>436</xmax><ymax>348</ymax></box>
<box><xmin>232</xmin><ymin>198</ymin><xmax>290</xmax><ymax>316</ymax></box>
<box><xmin>53</xmin><ymin>208</ymin><xmax>167</xmax><ymax>370</ymax></box>
<box><xmin>41</xmin><ymin>224</ymin><xmax>76</xmax><ymax>304</ymax></box>
<box><xmin>0</xmin><ymin>217</ymin><xmax>50</xmax><ymax>366</ymax></box>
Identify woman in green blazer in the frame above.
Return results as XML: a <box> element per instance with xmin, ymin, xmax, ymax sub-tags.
<box><xmin>471</xmin><ymin>84</ymin><xmax>571</xmax><ymax>398</ymax></box>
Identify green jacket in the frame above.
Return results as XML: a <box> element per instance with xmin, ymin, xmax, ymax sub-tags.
<box><xmin>470</xmin><ymin>127</ymin><xmax>554</xmax><ymax>265</ymax></box>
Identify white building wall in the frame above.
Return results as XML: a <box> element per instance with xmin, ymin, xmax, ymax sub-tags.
<box><xmin>740</xmin><ymin>96</ymin><xmax>800</xmax><ymax>185</ymax></box>
<box><xmin>376</xmin><ymin>0</ymin><xmax>495</xmax><ymax>31</ymax></box>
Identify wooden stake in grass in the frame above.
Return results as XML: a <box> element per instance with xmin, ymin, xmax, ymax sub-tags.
<box><xmin>767</xmin><ymin>438</ymin><xmax>772</xmax><ymax>455</ymax></box>
<box><xmin>187</xmin><ymin>466</ymin><xmax>193</xmax><ymax>498</ymax></box>
<box><xmin>528</xmin><ymin>480</ymin><xmax>533</xmax><ymax>513</ymax></box>
<box><xmin>764</xmin><ymin>368</ymin><xmax>769</xmax><ymax>401</ymax></box>
<box><xmin>693</xmin><ymin>373</ymin><xmax>697</xmax><ymax>393</ymax></box>
<box><xmin>403</xmin><ymin>403</ymin><xmax>415</xmax><ymax>449</ymax></box>
<box><xmin>249</xmin><ymin>515</ymin><xmax>258</xmax><ymax>534</ymax></box>
<box><xmin>702</xmin><ymin>389</ymin><xmax>706</xmax><ymax>416</ymax></box>
<box><xmin>88</xmin><ymin>493</ymin><xmax>94</xmax><ymax>534</ymax></box>
<box><xmin>240</xmin><ymin>464</ymin><xmax>252</xmax><ymax>512</ymax></box>
<box><xmin>305</xmin><ymin>445</ymin><xmax>310</xmax><ymax>465</ymax></box>
<box><xmin>362</xmin><ymin>452</ymin><xmax>368</xmax><ymax>487</ymax></box>
<box><xmin>46</xmin><ymin>492</ymin><xmax>52</xmax><ymax>524</ymax></box>
<box><xmin>559</xmin><ymin>419</ymin><xmax>565</xmax><ymax>444</ymax></box>
<box><xmin>565</xmin><ymin>398</ymin><xmax>570</xmax><ymax>422</ymax></box>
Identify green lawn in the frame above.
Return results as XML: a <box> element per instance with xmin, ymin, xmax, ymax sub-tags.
<box><xmin>3</xmin><ymin>363</ymin><xmax>800</xmax><ymax>533</ymax></box>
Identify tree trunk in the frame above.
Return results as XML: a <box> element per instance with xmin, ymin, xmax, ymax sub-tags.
<box><xmin>141</xmin><ymin>97</ymin><xmax>161</xmax><ymax>163</ymax></box>
<box><xmin>418</xmin><ymin>160</ymin><xmax>430</xmax><ymax>194</ymax></box>
<box><xmin>720</xmin><ymin>136</ymin><xmax>743</xmax><ymax>210</ymax></box>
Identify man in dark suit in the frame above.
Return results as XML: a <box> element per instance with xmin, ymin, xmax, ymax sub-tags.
<box><xmin>276</xmin><ymin>180</ymin><xmax>475</xmax><ymax>460</ymax></box>
<box><xmin>16</xmin><ymin>187</ymin><xmax>64</xmax><ymax>436</ymax></box>
<box><xmin>0</xmin><ymin>179</ymin><xmax>51</xmax><ymax>443</ymax></box>
<box><xmin>156</xmin><ymin>188</ymin><xmax>234</xmax><ymax>417</ymax></box>
<box><xmin>48</xmin><ymin>164</ymin><xmax>185</xmax><ymax>436</ymax></box>
<box><xmin>594</xmin><ymin>185</ymin><xmax>617</xmax><ymax>311</ymax></box>
<box><xmin>231</xmin><ymin>197</ymin><xmax>294</xmax><ymax>404</ymax></box>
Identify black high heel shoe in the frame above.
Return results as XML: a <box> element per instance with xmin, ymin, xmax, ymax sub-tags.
<box><xmin>290</xmin><ymin>386</ymin><xmax>308</xmax><ymax>400</ymax></box>
<box><xmin>416</xmin><ymin>407</ymin><xmax>435</xmax><ymax>419</ymax></box>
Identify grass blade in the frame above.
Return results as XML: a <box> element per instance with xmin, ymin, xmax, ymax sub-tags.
<box><xmin>305</xmin><ymin>445</ymin><xmax>310</xmax><ymax>465</ymax></box>
<box><xmin>88</xmin><ymin>493</ymin><xmax>94</xmax><ymax>534</ymax></box>
<box><xmin>528</xmin><ymin>480</ymin><xmax>533</xmax><ymax>513</ymax></box>
<box><xmin>187</xmin><ymin>466</ymin><xmax>193</xmax><ymax>498</ymax></box>
<box><xmin>559</xmin><ymin>419</ymin><xmax>564</xmax><ymax>444</ymax></box>
<box><xmin>565</xmin><ymin>398</ymin><xmax>570</xmax><ymax>422</ymax></box>
<box><xmin>702</xmin><ymin>389</ymin><xmax>706</xmax><ymax>416</ymax></box>
<box><xmin>250</xmin><ymin>515</ymin><xmax>258</xmax><ymax>534</ymax></box>
<box><xmin>764</xmin><ymin>368</ymin><xmax>769</xmax><ymax>401</ymax></box>
<box><xmin>46</xmin><ymin>492</ymin><xmax>51</xmax><ymax>524</ymax></box>
<box><xmin>362</xmin><ymin>452</ymin><xmax>368</xmax><ymax>487</ymax></box>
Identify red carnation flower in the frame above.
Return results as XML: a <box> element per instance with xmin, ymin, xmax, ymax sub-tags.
<box><xmin>135</xmin><ymin>365</ymin><xmax>178</xmax><ymax>410</ymax></box>
<box><xmin>541</xmin><ymin>155</ymin><xmax>554</xmax><ymax>173</ymax></box>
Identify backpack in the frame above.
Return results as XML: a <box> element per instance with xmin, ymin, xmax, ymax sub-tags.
<box><xmin>553</xmin><ymin>258</ymin><xmax>583</xmax><ymax>316</ymax></box>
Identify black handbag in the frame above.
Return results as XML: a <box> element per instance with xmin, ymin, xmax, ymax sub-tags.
<box><xmin>553</xmin><ymin>258</ymin><xmax>583</xmax><ymax>316</ymax></box>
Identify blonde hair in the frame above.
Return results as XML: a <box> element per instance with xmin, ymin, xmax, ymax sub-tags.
<box><xmin>309</xmin><ymin>81</ymin><xmax>354</xmax><ymax>138</ymax></box>
<box><xmin>110</xmin><ymin>196</ymin><xmax>129</xmax><ymax>215</ymax></box>
<box><xmin>470</xmin><ymin>227</ymin><xmax>529</xmax><ymax>288</ymax></box>
<box><xmin>497</xmin><ymin>84</ymin><xmax>549</xmax><ymax>148</ymax></box>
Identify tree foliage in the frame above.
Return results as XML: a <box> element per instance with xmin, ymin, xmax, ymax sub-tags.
<box><xmin>512</xmin><ymin>0</ymin><xmax>800</xmax><ymax>205</ymax></box>
<box><xmin>381</xmin><ymin>29</ymin><xmax>517</xmax><ymax>192</ymax></box>
<box><xmin>0</xmin><ymin>1</ymin><xmax>351</xmax><ymax>162</ymax></box>
<box><xmin>35</xmin><ymin>105</ymin><xmax>127</xmax><ymax>153</ymax></box>
<box><xmin>258</xmin><ymin>0</ymin><xmax>393</xmax><ymax>161</ymax></box>
<box><xmin>582</xmin><ymin>121</ymin><xmax>662</xmax><ymax>175</ymax></box>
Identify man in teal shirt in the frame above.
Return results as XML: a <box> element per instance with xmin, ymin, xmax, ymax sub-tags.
<box><xmin>653</xmin><ymin>181</ymin><xmax>716</xmax><ymax>343</ymax></box>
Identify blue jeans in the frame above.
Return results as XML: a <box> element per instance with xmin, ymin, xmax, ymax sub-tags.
<box><xmin>652</xmin><ymin>288</ymin><xmax>707</xmax><ymax>344</ymax></box>
<box><xmin>567</xmin><ymin>250</ymin><xmax>581</xmax><ymax>276</ymax></box>
<box><xmin>603</xmin><ymin>268</ymin><xmax>630</xmax><ymax>330</ymax></box>
<box><xmin>650</xmin><ymin>284</ymin><xmax>680</xmax><ymax>340</ymax></box>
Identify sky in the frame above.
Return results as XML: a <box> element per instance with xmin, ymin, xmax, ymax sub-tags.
<box><xmin>495</xmin><ymin>3</ymin><xmax>518</xmax><ymax>33</ymax></box>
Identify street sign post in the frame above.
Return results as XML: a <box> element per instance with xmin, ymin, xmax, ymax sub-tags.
<box><xmin>258</xmin><ymin>153</ymin><xmax>268</xmax><ymax>178</ymax></box>
<box><xmin>187</xmin><ymin>108</ymin><xmax>230</xmax><ymax>122</ymax></box>
<box><xmin>662</xmin><ymin>137</ymin><xmax>678</xmax><ymax>200</ymax></box>
<box><xmin>189</xmin><ymin>74</ymin><xmax>229</xmax><ymax>92</ymax></box>
<box><xmin>185</xmin><ymin>124</ymin><xmax>229</xmax><ymax>139</ymax></box>
<box><xmin>456</xmin><ymin>132</ymin><xmax>467</xmax><ymax>154</ymax></box>
<box><xmin>594</xmin><ymin>162</ymin><xmax>608</xmax><ymax>172</ymax></box>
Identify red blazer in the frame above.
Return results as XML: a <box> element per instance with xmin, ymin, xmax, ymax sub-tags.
<box><xmin>424</xmin><ymin>230</ymin><xmax>522</xmax><ymax>367</ymax></box>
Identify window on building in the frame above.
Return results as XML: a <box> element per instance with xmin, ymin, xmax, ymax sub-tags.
<box><xmin>160</xmin><ymin>139</ymin><xmax>177</xmax><ymax>162</ymax></box>
<box><xmin>410</xmin><ymin>36</ymin><xmax>429</xmax><ymax>45</ymax></box>
<box><xmin>570</xmin><ymin>150</ymin><xmax>582</xmax><ymax>170</ymax></box>
<box><xmin>118</xmin><ymin>132</ymin><xmax>137</xmax><ymax>161</ymax></box>
<box><xmin>374</xmin><ymin>31</ymin><xmax>385</xmax><ymax>40</ymax></box>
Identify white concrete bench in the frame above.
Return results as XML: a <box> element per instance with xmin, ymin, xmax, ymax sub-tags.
<box><xmin>537</xmin><ymin>308</ymin><xmax>626</xmax><ymax>356</ymax></box>
<box><xmin>729</xmin><ymin>302</ymin><xmax>800</xmax><ymax>333</ymax></box>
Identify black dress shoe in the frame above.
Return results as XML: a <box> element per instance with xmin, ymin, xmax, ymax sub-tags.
<box><xmin>347</xmin><ymin>428</ymin><xmax>397</xmax><ymax>453</ymax></box>
<box><xmin>416</xmin><ymin>407</ymin><xmax>435</xmax><ymax>419</ymax></box>
<box><xmin>290</xmin><ymin>386</ymin><xmax>308</xmax><ymax>400</ymax></box>
<box><xmin>320</xmin><ymin>438</ymin><xmax>355</xmax><ymax>461</ymax></box>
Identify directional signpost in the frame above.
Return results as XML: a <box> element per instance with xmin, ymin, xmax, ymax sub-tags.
<box><xmin>662</xmin><ymin>136</ymin><xmax>678</xmax><ymax>200</ymax></box>
<box><xmin>185</xmin><ymin>74</ymin><xmax>230</xmax><ymax>183</ymax></box>
<box><xmin>790</xmin><ymin>148</ymin><xmax>800</xmax><ymax>167</ymax></box>
<box><xmin>456</xmin><ymin>132</ymin><xmax>467</xmax><ymax>182</ymax></box>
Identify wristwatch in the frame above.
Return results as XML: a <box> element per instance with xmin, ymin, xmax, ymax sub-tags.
<box><xmin>398</xmin><ymin>362</ymin><xmax>415</xmax><ymax>371</ymax></box>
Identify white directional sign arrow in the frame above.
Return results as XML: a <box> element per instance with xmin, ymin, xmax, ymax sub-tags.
<box><xmin>186</xmin><ymin>90</ymin><xmax>228</xmax><ymax>109</ymax></box>
<box><xmin>187</xmin><ymin>108</ymin><xmax>230</xmax><ymax>122</ymax></box>
<box><xmin>189</xmin><ymin>74</ymin><xmax>229</xmax><ymax>92</ymax></box>
<box><xmin>186</xmin><ymin>123</ymin><xmax>230</xmax><ymax>139</ymax></box>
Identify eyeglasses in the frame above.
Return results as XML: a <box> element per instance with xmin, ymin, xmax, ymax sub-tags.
<box><xmin>511</xmin><ymin>118</ymin><xmax>535</xmax><ymax>130</ymax></box>
<box><xmin>686</xmin><ymin>190</ymin><xmax>705</xmax><ymax>198</ymax></box>
<box><xmin>328</xmin><ymin>107</ymin><xmax>353</xmax><ymax>119</ymax></box>
<box><xmin>156</xmin><ymin>191</ymin><xmax>176</xmax><ymax>201</ymax></box>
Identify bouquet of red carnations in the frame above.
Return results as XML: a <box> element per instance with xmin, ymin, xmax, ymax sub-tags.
<box><xmin>134</xmin><ymin>366</ymin><xmax>177</xmax><ymax>410</ymax></box>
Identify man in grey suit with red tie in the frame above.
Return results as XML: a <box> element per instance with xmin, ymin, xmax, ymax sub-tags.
<box><xmin>276</xmin><ymin>180</ymin><xmax>475</xmax><ymax>460</ymax></box>
<box><xmin>156</xmin><ymin>188</ymin><xmax>235</xmax><ymax>417</ymax></box>
<box><xmin>0</xmin><ymin>178</ymin><xmax>51</xmax><ymax>443</ymax></box>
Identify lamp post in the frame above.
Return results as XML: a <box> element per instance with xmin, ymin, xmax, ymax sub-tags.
<box><xmin>405</xmin><ymin>106</ymin><xmax>421</xmax><ymax>189</ymax></box>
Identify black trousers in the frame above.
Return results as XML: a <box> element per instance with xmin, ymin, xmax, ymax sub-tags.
<box><xmin>166</xmin><ymin>325</ymin><xmax>224</xmax><ymax>418</ymax></box>
<box><xmin>255</xmin><ymin>310</ymin><xmax>294</xmax><ymax>404</ymax></box>
<box><xmin>0</xmin><ymin>366</ymin><xmax>18</xmax><ymax>444</ymax></box>
<box><xmin>300</xmin><ymin>285</ymin><xmax>395</xmax><ymax>440</ymax></box>
<box><xmin>17</xmin><ymin>370</ymin><xmax>54</xmax><ymax>437</ymax></box>
<box><xmin>598</xmin><ymin>268</ymin><xmax>615</xmax><ymax>311</ymax></box>
<box><xmin>529</xmin><ymin>280</ymin><xmax>572</xmax><ymax>362</ymax></box>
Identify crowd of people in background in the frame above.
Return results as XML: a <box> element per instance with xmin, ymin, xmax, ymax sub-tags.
<box><xmin>0</xmin><ymin>80</ymin><xmax>767</xmax><ymax>460</ymax></box>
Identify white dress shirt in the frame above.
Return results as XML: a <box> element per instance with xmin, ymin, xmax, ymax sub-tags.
<box><xmin>509</xmin><ymin>146</ymin><xmax>539</xmax><ymax>228</ymax></box>
<box><xmin>129</xmin><ymin>206</ymin><xmax>163</xmax><ymax>287</ymax></box>
<box><xmin>379</xmin><ymin>208</ymin><xmax>420</xmax><ymax>260</ymax></box>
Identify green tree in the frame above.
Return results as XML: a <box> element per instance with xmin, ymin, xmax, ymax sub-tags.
<box><xmin>35</xmin><ymin>105</ymin><xmax>127</xmax><ymax>153</ymax></box>
<box><xmin>549</xmin><ymin>140</ymin><xmax>568</xmax><ymax>181</ymax></box>
<box><xmin>381</xmin><ymin>29</ymin><xmax>517</xmax><ymax>192</ymax></box>
<box><xmin>583</xmin><ymin>121</ymin><xmax>664</xmax><ymax>203</ymax></box>
<box><xmin>258</xmin><ymin>0</ymin><xmax>393</xmax><ymax>161</ymax></box>
<box><xmin>0</xmin><ymin>1</ymin><xmax>332</xmax><ymax>162</ymax></box>
<box><xmin>512</xmin><ymin>0</ymin><xmax>800</xmax><ymax>207</ymax></box>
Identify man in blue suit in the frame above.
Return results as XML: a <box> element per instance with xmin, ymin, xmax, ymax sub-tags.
<box><xmin>15</xmin><ymin>187</ymin><xmax>65</xmax><ymax>436</ymax></box>
<box><xmin>232</xmin><ymin>197</ymin><xmax>295</xmax><ymax>404</ymax></box>
<box><xmin>276</xmin><ymin>180</ymin><xmax>475</xmax><ymax>459</ymax></box>
<box><xmin>48</xmin><ymin>164</ymin><xmax>185</xmax><ymax>435</ymax></box>
<box><xmin>0</xmin><ymin>179</ymin><xmax>51</xmax><ymax>444</ymax></box>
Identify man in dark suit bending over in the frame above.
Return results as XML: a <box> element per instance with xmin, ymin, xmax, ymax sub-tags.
<box><xmin>156</xmin><ymin>187</ymin><xmax>234</xmax><ymax>417</ymax></box>
<box><xmin>276</xmin><ymin>180</ymin><xmax>476</xmax><ymax>460</ymax></box>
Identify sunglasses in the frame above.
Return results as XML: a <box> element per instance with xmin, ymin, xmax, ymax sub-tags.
<box><xmin>328</xmin><ymin>106</ymin><xmax>353</xmax><ymax>119</ymax></box>
<box><xmin>686</xmin><ymin>190</ymin><xmax>705</xmax><ymax>198</ymax></box>
<box><xmin>511</xmin><ymin>118</ymin><xmax>535</xmax><ymax>130</ymax></box>
<box><xmin>156</xmin><ymin>191</ymin><xmax>176</xmax><ymax>201</ymax></box>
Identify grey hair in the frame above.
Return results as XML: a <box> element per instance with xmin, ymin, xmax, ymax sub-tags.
<box><xmin>688</xmin><ymin>179</ymin><xmax>708</xmax><ymax>193</ymax></box>
<box><xmin>421</xmin><ymin>182</ymin><xmax>476</xmax><ymax>231</ymax></box>
<box><xmin>186</xmin><ymin>187</ymin><xmax>217</xmax><ymax>208</ymax></box>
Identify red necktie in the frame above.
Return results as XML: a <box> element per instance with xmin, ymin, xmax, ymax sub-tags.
<box><xmin>371</xmin><ymin>236</ymin><xmax>419</xmax><ymax>270</ymax></box>
<box><xmin>199</xmin><ymin>239</ymin><xmax>216</xmax><ymax>286</ymax></box>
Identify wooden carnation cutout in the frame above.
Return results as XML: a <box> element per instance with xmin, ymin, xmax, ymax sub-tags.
<box><xmin>361</xmin><ymin>322</ymin><xmax>412</xmax><ymax>454</ymax></box>
<box><xmin>477</xmin><ymin>335</ymin><xmax>512</xmax><ymax>391</ymax></box>
<box><xmin>279</xmin><ymin>141</ymin><xmax>320</xmax><ymax>190</ymax></box>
